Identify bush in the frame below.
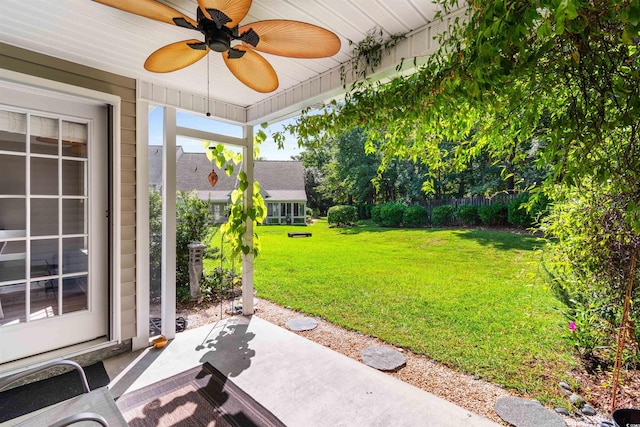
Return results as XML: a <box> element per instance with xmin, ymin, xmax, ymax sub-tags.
<box><xmin>508</xmin><ymin>193</ymin><xmax>550</xmax><ymax>228</ymax></box>
<box><xmin>455</xmin><ymin>205</ymin><xmax>480</xmax><ymax>226</ymax></box>
<box><xmin>175</xmin><ymin>191</ymin><xmax>215</xmax><ymax>289</ymax></box>
<box><xmin>200</xmin><ymin>267</ymin><xmax>242</xmax><ymax>302</ymax></box>
<box><xmin>431</xmin><ymin>205</ymin><xmax>455</xmax><ymax>226</ymax></box>
<box><xmin>540</xmin><ymin>184</ymin><xmax>640</xmax><ymax>366</ymax></box>
<box><xmin>327</xmin><ymin>205</ymin><xmax>358</xmax><ymax>226</ymax></box>
<box><xmin>371</xmin><ymin>204</ymin><xmax>382</xmax><ymax>224</ymax></box>
<box><xmin>365</xmin><ymin>203</ymin><xmax>374</xmax><ymax>219</ymax></box>
<box><xmin>403</xmin><ymin>205</ymin><xmax>428</xmax><ymax>227</ymax></box>
<box><xmin>356</xmin><ymin>203</ymin><xmax>374</xmax><ymax>220</ymax></box>
<box><xmin>380</xmin><ymin>202</ymin><xmax>406</xmax><ymax>227</ymax></box>
<box><xmin>478</xmin><ymin>203</ymin><xmax>508</xmax><ymax>226</ymax></box>
<box><xmin>149</xmin><ymin>190</ymin><xmax>163</xmax><ymax>299</ymax></box>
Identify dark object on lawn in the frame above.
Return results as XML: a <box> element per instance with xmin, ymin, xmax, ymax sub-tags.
<box><xmin>288</xmin><ymin>232</ymin><xmax>312</xmax><ymax>238</ymax></box>
<box><xmin>612</xmin><ymin>409</ymin><xmax>640</xmax><ymax>427</ymax></box>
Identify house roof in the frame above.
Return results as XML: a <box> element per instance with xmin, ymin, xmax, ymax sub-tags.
<box><xmin>149</xmin><ymin>146</ymin><xmax>307</xmax><ymax>202</ymax></box>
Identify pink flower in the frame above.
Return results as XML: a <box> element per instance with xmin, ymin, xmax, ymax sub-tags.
<box><xmin>569</xmin><ymin>321</ymin><xmax>576</xmax><ymax>332</ymax></box>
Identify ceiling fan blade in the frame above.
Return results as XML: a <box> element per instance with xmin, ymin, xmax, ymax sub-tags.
<box><xmin>93</xmin><ymin>0</ymin><xmax>197</xmax><ymax>29</ymax></box>
<box><xmin>144</xmin><ymin>40</ymin><xmax>209</xmax><ymax>73</ymax></box>
<box><xmin>238</xmin><ymin>20</ymin><xmax>341</xmax><ymax>58</ymax></box>
<box><xmin>223</xmin><ymin>47</ymin><xmax>278</xmax><ymax>93</ymax></box>
<box><xmin>197</xmin><ymin>0</ymin><xmax>252</xmax><ymax>28</ymax></box>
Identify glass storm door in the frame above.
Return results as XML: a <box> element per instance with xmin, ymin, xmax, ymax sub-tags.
<box><xmin>0</xmin><ymin>83</ymin><xmax>108</xmax><ymax>364</ymax></box>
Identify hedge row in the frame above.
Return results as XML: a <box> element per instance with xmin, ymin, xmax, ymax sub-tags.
<box><xmin>328</xmin><ymin>194</ymin><xmax>548</xmax><ymax>228</ymax></box>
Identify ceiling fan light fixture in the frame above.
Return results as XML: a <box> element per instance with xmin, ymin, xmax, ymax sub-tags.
<box><xmin>207</xmin><ymin>34</ymin><xmax>230</xmax><ymax>52</ymax></box>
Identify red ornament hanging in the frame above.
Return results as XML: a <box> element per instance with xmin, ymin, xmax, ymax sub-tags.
<box><xmin>208</xmin><ymin>169</ymin><xmax>218</xmax><ymax>187</ymax></box>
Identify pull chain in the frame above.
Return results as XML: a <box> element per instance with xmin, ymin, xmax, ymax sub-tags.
<box><xmin>206</xmin><ymin>55</ymin><xmax>211</xmax><ymax>117</ymax></box>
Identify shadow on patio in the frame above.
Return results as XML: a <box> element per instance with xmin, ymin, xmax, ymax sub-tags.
<box><xmin>105</xmin><ymin>316</ymin><xmax>500</xmax><ymax>426</ymax></box>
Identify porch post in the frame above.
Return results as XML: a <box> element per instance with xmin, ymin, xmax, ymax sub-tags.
<box><xmin>133</xmin><ymin>99</ymin><xmax>150</xmax><ymax>350</ymax></box>
<box><xmin>242</xmin><ymin>124</ymin><xmax>254</xmax><ymax>316</ymax></box>
<box><xmin>162</xmin><ymin>107</ymin><xmax>177</xmax><ymax>338</ymax></box>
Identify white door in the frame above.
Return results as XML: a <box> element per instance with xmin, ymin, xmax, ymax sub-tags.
<box><xmin>0</xmin><ymin>82</ymin><xmax>109</xmax><ymax>364</ymax></box>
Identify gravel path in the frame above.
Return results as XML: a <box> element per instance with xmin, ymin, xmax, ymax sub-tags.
<box><xmin>177</xmin><ymin>297</ymin><xmax>608</xmax><ymax>427</ymax></box>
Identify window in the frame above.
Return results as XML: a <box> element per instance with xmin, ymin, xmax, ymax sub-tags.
<box><xmin>0</xmin><ymin>109</ymin><xmax>90</xmax><ymax>325</ymax></box>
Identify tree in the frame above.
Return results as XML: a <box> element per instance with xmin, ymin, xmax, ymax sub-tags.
<box><xmin>298</xmin><ymin>128</ymin><xmax>434</xmax><ymax>207</ymax></box>
<box><xmin>278</xmin><ymin>0</ymin><xmax>640</xmax><ymax>392</ymax></box>
<box><xmin>295</xmin><ymin>146</ymin><xmax>333</xmax><ymax>214</ymax></box>
<box><xmin>284</xmin><ymin>1</ymin><xmax>639</xmax><ymax>201</ymax></box>
<box><xmin>328</xmin><ymin>129</ymin><xmax>380</xmax><ymax>204</ymax></box>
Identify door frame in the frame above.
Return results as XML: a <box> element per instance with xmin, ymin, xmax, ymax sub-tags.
<box><xmin>0</xmin><ymin>69</ymin><xmax>122</xmax><ymax>373</ymax></box>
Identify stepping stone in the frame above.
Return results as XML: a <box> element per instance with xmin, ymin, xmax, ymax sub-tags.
<box><xmin>361</xmin><ymin>346</ymin><xmax>406</xmax><ymax>371</ymax></box>
<box><xmin>285</xmin><ymin>317</ymin><xmax>318</xmax><ymax>332</ymax></box>
<box><xmin>495</xmin><ymin>397</ymin><xmax>567</xmax><ymax>427</ymax></box>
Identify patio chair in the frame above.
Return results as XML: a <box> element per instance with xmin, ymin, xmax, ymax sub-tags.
<box><xmin>0</xmin><ymin>360</ymin><xmax>127</xmax><ymax>426</ymax></box>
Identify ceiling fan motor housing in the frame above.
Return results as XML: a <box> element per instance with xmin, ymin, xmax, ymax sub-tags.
<box><xmin>200</xmin><ymin>20</ymin><xmax>232</xmax><ymax>52</ymax></box>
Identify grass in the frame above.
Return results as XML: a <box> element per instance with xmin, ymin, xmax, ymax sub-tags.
<box><xmin>248</xmin><ymin>219</ymin><xmax>576</xmax><ymax>404</ymax></box>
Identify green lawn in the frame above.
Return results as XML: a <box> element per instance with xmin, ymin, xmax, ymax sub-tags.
<box><xmin>248</xmin><ymin>220</ymin><xmax>575</xmax><ymax>403</ymax></box>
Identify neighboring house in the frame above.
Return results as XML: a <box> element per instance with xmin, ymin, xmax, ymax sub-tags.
<box><xmin>148</xmin><ymin>146</ymin><xmax>307</xmax><ymax>225</ymax></box>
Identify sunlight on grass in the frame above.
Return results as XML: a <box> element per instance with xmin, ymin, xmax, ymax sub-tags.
<box><xmin>252</xmin><ymin>220</ymin><xmax>576</xmax><ymax>403</ymax></box>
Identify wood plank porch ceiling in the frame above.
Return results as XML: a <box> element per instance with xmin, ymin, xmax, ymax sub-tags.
<box><xmin>0</xmin><ymin>0</ymin><xmax>457</xmax><ymax>123</ymax></box>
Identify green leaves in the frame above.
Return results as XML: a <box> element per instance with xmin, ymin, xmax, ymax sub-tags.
<box><xmin>213</xmin><ymin>148</ymin><xmax>267</xmax><ymax>261</ymax></box>
<box><xmin>554</xmin><ymin>0</ymin><xmax>579</xmax><ymax>35</ymax></box>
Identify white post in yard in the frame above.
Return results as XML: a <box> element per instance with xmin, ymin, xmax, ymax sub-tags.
<box><xmin>242</xmin><ymin>124</ymin><xmax>254</xmax><ymax>315</ymax></box>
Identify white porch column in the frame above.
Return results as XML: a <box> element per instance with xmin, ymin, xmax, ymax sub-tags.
<box><xmin>162</xmin><ymin>107</ymin><xmax>177</xmax><ymax>338</ymax></box>
<box><xmin>242</xmin><ymin>125</ymin><xmax>254</xmax><ymax>316</ymax></box>
<box><xmin>133</xmin><ymin>99</ymin><xmax>150</xmax><ymax>350</ymax></box>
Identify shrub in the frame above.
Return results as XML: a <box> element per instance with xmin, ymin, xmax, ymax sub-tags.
<box><xmin>327</xmin><ymin>205</ymin><xmax>358</xmax><ymax>226</ymax></box>
<box><xmin>403</xmin><ymin>205</ymin><xmax>428</xmax><ymax>227</ymax></box>
<box><xmin>149</xmin><ymin>189</ymin><xmax>163</xmax><ymax>299</ymax></box>
<box><xmin>455</xmin><ymin>205</ymin><xmax>480</xmax><ymax>226</ymax></box>
<box><xmin>540</xmin><ymin>184</ymin><xmax>640</xmax><ymax>366</ymax></box>
<box><xmin>478</xmin><ymin>203</ymin><xmax>508</xmax><ymax>226</ymax></box>
<box><xmin>200</xmin><ymin>267</ymin><xmax>241</xmax><ymax>302</ymax></box>
<box><xmin>431</xmin><ymin>205</ymin><xmax>455</xmax><ymax>226</ymax></box>
<box><xmin>371</xmin><ymin>204</ymin><xmax>382</xmax><ymax>224</ymax></box>
<box><xmin>365</xmin><ymin>203</ymin><xmax>374</xmax><ymax>219</ymax></box>
<box><xmin>380</xmin><ymin>202</ymin><xmax>406</xmax><ymax>227</ymax></box>
<box><xmin>508</xmin><ymin>193</ymin><xmax>550</xmax><ymax>228</ymax></box>
<box><xmin>305</xmin><ymin>207</ymin><xmax>314</xmax><ymax>224</ymax></box>
<box><xmin>176</xmin><ymin>191</ymin><xmax>215</xmax><ymax>289</ymax></box>
<box><xmin>356</xmin><ymin>203</ymin><xmax>374</xmax><ymax>220</ymax></box>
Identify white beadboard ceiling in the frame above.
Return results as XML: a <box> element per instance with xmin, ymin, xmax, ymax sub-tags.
<box><xmin>0</xmin><ymin>0</ymin><xmax>445</xmax><ymax>122</ymax></box>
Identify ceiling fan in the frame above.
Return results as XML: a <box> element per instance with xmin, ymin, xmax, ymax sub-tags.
<box><xmin>93</xmin><ymin>0</ymin><xmax>341</xmax><ymax>93</ymax></box>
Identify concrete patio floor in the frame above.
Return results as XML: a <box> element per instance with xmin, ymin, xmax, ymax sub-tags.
<box><xmin>105</xmin><ymin>315</ymin><xmax>500</xmax><ymax>426</ymax></box>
